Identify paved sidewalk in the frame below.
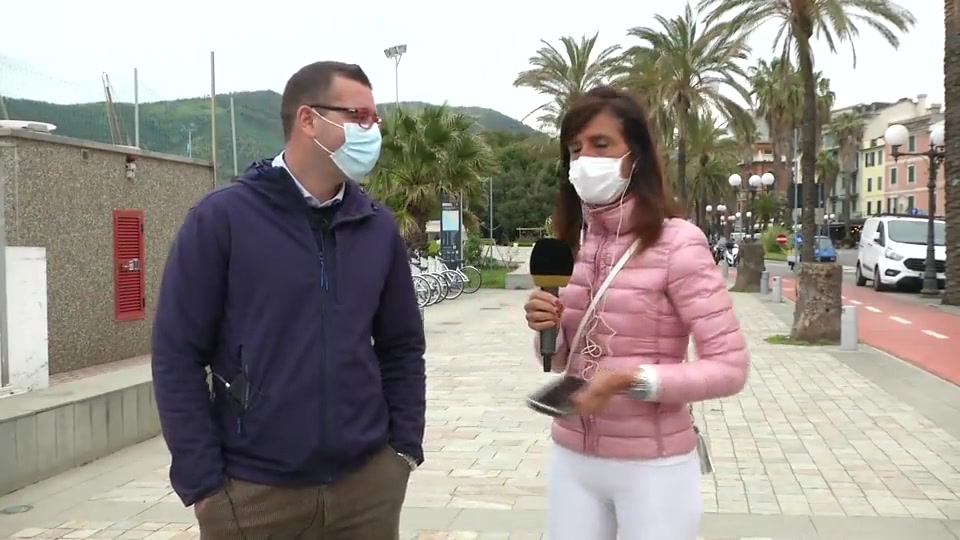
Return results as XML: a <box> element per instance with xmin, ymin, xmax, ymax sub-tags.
<box><xmin>1</xmin><ymin>289</ymin><xmax>960</xmax><ymax>539</ymax></box>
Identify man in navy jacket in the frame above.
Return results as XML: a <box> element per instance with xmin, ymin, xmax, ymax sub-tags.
<box><xmin>151</xmin><ymin>61</ymin><xmax>426</xmax><ymax>539</ymax></box>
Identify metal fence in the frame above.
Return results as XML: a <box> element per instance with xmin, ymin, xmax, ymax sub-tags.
<box><xmin>0</xmin><ymin>52</ymin><xmax>254</xmax><ymax>183</ymax></box>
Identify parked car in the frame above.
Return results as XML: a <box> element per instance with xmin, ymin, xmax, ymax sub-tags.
<box><xmin>856</xmin><ymin>215</ymin><xmax>946</xmax><ymax>291</ymax></box>
<box><xmin>786</xmin><ymin>236</ymin><xmax>836</xmax><ymax>269</ymax></box>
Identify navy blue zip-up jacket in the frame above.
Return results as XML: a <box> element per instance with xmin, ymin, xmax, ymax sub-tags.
<box><xmin>151</xmin><ymin>159</ymin><xmax>426</xmax><ymax>506</ymax></box>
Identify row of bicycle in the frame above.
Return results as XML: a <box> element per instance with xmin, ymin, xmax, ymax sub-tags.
<box><xmin>409</xmin><ymin>256</ymin><xmax>483</xmax><ymax>308</ymax></box>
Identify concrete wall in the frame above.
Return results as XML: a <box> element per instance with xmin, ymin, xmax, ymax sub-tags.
<box><xmin>0</xmin><ymin>365</ymin><xmax>158</xmax><ymax>497</ymax></box>
<box><xmin>4</xmin><ymin>247</ymin><xmax>49</xmax><ymax>392</ymax></box>
<box><xmin>0</xmin><ymin>129</ymin><xmax>213</xmax><ymax>374</ymax></box>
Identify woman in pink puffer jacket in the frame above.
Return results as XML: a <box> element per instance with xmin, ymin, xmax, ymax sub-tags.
<box><xmin>524</xmin><ymin>86</ymin><xmax>749</xmax><ymax>540</ymax></box>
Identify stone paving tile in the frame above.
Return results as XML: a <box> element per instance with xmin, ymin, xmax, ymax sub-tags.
<box><xmin>2</xmin><ymin>522</ymin><xmax>768</xmax><ymax>540</ymax></box>
<box><xmin>4</xmin><ymin>289</ymin><xmax>960</xmax><ymax>539</ymax></box>
<box><xmin>700</xmin><ymin>293</ymin><xmax>960</xmax><ymax>521</ymax></box>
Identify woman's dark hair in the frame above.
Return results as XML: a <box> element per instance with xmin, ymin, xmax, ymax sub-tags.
<box><xmin>553</xmin><ymin>85</ymin><xmax>680</xmax><ymax>254</ymax></box>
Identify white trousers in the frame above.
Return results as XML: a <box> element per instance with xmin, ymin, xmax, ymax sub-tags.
<box><xmin>548</xmin><ymin>444</ymin><xmax>703</xmax><ymax>540</ymax></box>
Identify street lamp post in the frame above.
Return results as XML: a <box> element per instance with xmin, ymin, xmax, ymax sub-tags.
<box><xmin>716</xmin><ymin>204</ymin><xmax>726</xmax><ymax>239</ymax></box>
<box><xmin>383</xmin><ymin>44</ymin><xmax>408</xmax><ymax>111</ymax></box>
<box><xmin>884</xmin><ymin>122</ymin><xmax>945</xmax><ymax>297</ymax></box>
<box><xmin>705</xmin><ymin>205</ymin><xmax>714</xmax><ymax>239</ymax></box>
<box><xmin>729</xmin><ymin>172</ymin><xmax>775</xmax><ymax>242</ymax></box>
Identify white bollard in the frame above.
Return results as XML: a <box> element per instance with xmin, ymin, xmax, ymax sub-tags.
<box><xmin>840</xmin><ymin>306</ymin><xmax>858</xmax><ymax>351</ymax></box>
<box><xmin>721</xmin><ymin>259</ymin><xmax>729</xmax><ymax>279</ymax></box>
<box><xmin>772</xmin><ymin>277</ymin><xmax>782</xmax><ymax>303</ymax></box>
<box><xmin>760</xmin><ymin>271</ymin><xmax>770</xmax><ymax>295</ymax></box>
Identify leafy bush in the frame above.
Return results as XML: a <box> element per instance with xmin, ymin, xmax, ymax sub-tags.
<box><xmin>426</xmin><ymin>239</ymin><xmax>440</xmax><ymax>258</ymax></box>
<box><xmin>760</xmin><ymin>225</ymin><xmax>791</xmax><ymax>254</ymax></box>
<box><xmin>463</xmin><ymin>233</ymin><xmax>484</xmax><ymax>267</ymax></box>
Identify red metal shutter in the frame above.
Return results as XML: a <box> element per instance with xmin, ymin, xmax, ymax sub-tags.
<box><xmin>113</xmin><ymin>209</ymin><xmax>146</xmax><ymax>321</ymax></box>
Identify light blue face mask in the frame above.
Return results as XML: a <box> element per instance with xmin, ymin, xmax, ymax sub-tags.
<box><xmin>313</xmin><ymin>111</ymin><xmax>382</xmax><ymax>181</ymax></box>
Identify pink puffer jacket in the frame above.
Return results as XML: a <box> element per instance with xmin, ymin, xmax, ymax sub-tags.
<box><xmin>541</xmin><ymin>198</ymin><xmax>748</xmax><ymax>459</ymax></box>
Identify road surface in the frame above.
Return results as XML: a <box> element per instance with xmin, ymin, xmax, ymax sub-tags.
<box><xmin>759</xmin><ymin>260</ymin><xmax>960</xmax><ymax>385</ymax></box>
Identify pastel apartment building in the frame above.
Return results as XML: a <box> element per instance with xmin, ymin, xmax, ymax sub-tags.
<box><xmin>859</xmin><ymin>94</ymin><xmax>937</xmax><ymax>217</ymax></box>
<box><xmin>883</xmin><ymin>114</ymin><xmax>945</xmax><ymax>215</ymax></box>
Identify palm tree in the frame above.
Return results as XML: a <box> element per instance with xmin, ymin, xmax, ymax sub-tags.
<box><xmin>750</xmin><ymin>58</ymin><xmax>802</xmax><ymax>188</ymax></box>
<box><xmin>699</xmin><ymin>0</ymin><xmax>914</xmax><ymax>262</ymax></box>
<box><xmin>815</xmin><ymin>148</ymin><xmax>840</xmax><ymax>202</ymax></box>
<box><xmin>622</xmin><ymin>4</ymin><xmax>752</xmax><ymax>215</ymax></box>
<box><xmin>944</xmin><ymin>1</ymin><xmax>960</xmax><ymax>305</ymax></box>
<box><xmin>815</xmin><ymin>76</ymin><xmax>837</xmax><ymax>138</ymax></box>
<box><xmin>700</xmin><ymin>0</ymin><xmax>915</xmax><ymax>341</ymax></box>
<box><xmin>828</xmin><ymin>111</ymin><xmax>865</xmax><ymax>241</ymax></box>
<box><xmin>367</xmin><ymin>105</ymin><xmax>499</xmax><ymax>248</ymax></box>
<box><xmin>750</xmin><ymin>191</ymin><xmax>784</xmax><ymax>225</ymax></box>
<box><xmin>513</xmin><ymin>34</ymin><xmax>623</xmax><ymax>130</ymax></box>
<box><xmin>685</xmin><ymin>110</ymin><xmax>740</xmax><ymax>226</ymax></box>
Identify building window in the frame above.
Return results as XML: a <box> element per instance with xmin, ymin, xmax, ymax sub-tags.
<box><xmin>113</xmin><ymin>209</ymin><xmax>146</xmax><ymax>321</ymax></box>
<box><xmin>865</xmin><ymin>152</ymin><xmax>874</xmax><ymax>167</ymax></box>
<box><xmin>886</xmin><ymin>197</ymin><xmax>896</xmax><ymax>213</ymax></box>
<box><xmin>877</xmin><ymin>149</ymin><xmax>883</xmax><ymax>162</ymax></box>
<box><xmin>907</xmin><ymin>195</ymin><xmax>915</xmax><ymax>211</ymax></box>
<box><xmin>867</xmin><ymin>177</ymin><xmax>873</xmax><ymax>192</ymax></box>
<box><xmin>907</xmin><ymin>165</ymin><xmax>916</xmax><ymax>183</ymax></box>
<box><xmin>890</xmin><ymin>168</ymin><xmax>898</xmax><ymax>185</ymax></box>
<box><xmin>908</xmin><ymin>135</ymin><xmax>916</xmax><ymax>152</ymax></box>
<box><xmin>867</xmin><ymin>201</ymin><xmax>873</xmax><ymax>214</ymax></box>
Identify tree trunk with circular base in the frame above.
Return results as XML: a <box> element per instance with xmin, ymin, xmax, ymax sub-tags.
<box><xmin>791</xmin><ymin>262</ymin><xmax>842</xmax><ymax>343</ymax></box>
<box><xmin>729</xmin><ymin>243</ymin><xmax>765</xmax><ymax>293</ymax></box>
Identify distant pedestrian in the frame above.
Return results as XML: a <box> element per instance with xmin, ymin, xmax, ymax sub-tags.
<box><xmin>151</xmin><ymin>61</ymin><xmax>426</xmax><ymax>539</ymax></box>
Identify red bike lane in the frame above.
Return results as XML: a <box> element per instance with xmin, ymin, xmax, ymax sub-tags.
<box><xmin>778</xmin><ymin>277</ymin><xmax>960</xmax><ymax>385</ymax></box>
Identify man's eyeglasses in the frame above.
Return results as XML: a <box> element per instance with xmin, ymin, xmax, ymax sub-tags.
<box><xmin>310</xmin><ymin>104</ymin><xmax>381</xmax><ymax>130</ymax></box>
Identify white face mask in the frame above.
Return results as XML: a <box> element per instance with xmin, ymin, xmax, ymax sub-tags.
<box><xmin>568</xmin><ymin>154</ymin><xmax>630</xmax><ymax>205</ymax></box>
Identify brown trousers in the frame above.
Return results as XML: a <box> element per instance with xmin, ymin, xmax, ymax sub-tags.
<box><xmin>196</xmin><ymin>446</ymin><xmax>411</xmax><ymax>540</ymax></box>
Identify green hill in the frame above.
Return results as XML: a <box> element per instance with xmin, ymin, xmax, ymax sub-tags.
<box><xmin>3</xmin><ymin>90</ymin><xmax>537</xmax><ymax>180</ymax></box>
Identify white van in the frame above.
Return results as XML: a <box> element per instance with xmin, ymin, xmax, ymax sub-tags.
<box><xmin>856</xmin><ymin>215</ymin><xmax>946</xmax><ymax>291</ymax></box>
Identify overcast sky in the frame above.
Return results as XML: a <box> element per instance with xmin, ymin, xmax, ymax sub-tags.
<box><xmin>0</xmin><ymin>0</ymin><xmax>944</xmax><ymax>128</ymax></box>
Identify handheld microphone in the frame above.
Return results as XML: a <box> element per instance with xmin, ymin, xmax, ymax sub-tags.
<box><xmin>529</xmin><ymin>238</ymin><xmax>575</xmax><ymax>372</ymax></box>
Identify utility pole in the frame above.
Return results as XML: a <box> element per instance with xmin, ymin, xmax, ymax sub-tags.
<box><xmin>133</xmin><ymin>68</ymin><xmax>140</xmax><ymax>148</ymax></box>
<box><xmin>230</xmin><ymin>94</ymin><xmax>238</xmax><ymax>175</ymax></box>
<box><xmin>210</xmin><ymin>51</ymin><xmax>217</xmax><ymax>186</ymax></box>
<box><xmin>383</xmin><ymin>44</ymin><xmax>407</xmax><ymax>111</ymax></box>
<box><xmin>488</xmin><ymin>177</ymin><xmax>494</xmax><ymax>244</ymax></box>
<box><xmin>185</xmin><ymin>124</ymin><xmax>197</xmax><ymax>158</ymax></box>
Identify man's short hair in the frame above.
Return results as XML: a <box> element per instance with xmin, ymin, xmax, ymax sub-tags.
<box><xmin>280</xmin><ymin>61</ymin><xmax>373</xmax><ymax>141</ymax></box>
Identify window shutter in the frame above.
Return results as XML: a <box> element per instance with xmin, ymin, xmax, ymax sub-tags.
<box><xmin>113</xmin><ymin>209</ymin><xmax>146</xmax><ymax>321</ymax></box>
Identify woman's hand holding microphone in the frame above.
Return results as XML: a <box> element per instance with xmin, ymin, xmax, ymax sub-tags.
<box><xmin>523</xmin><ymin>290</ymin><xmax>634</xmax><ymax>414</ymax></box>
<box><xmin>524</xmin><ymin>290</ymin><xmax>563</xmax><ymax>331</ymax></box>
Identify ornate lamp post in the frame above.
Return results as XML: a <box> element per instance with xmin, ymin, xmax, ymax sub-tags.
<box><xmin>729</xmin><ymin>172</ymin><xmax>775</xmax><ymax>241</ymax></box>
<box><xmin>716</xmin><ymin>204</ymin><xmax>727</xmax><ymax>238</ymax></box>
<box><xmin>884</xmin><ymin>122</ymin><xmax>945</xmax><ymax>297</ymax></box>
<box><xmin>705</xmin><ymin>205</ymin><xmax>714</xmax><ymax>239</ymax></box>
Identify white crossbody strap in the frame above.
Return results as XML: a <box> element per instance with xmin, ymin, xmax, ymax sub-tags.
<box><xmin>567</xmin><ymin>239</ymin><xmax>641</xmax><ymax>364</ymax></box>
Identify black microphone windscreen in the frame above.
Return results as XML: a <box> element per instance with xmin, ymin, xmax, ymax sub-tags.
<box><xmin>529</xmin><ymin>238</ymin><xmax>574</xmax><ymax>288</ymax></box>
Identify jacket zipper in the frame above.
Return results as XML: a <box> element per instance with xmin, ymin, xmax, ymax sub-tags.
<box><xmin>654</xmin><ymin>404</ymin><xmax>665</xmax><ymax>456</ymax></box>
<box><xmin>582</xmin><ymin>232</ymin><xmax>610</xmax><ymax>454</ymax></box>
<box><xmin>317</xmin><ymin>227</ymin><xmax>332</xmax><ymax>482</ymax></box>
<box><xmin>238</xmin><ymin>345</ymin><xmax>247</xmax><ymax>436</ymax></box>
<box><xmin>313</xmin><ymin>213</ymin><xmax>364</xmax><ymax>481</ymax></box>
<box><xmin>581</xmin><ymin>415</ymin><xmax>590</xmax><ymax>452</ymax></box>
